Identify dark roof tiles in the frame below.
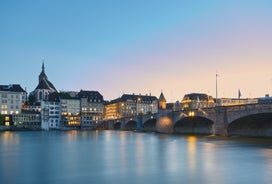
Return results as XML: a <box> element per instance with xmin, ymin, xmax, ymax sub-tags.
<box><xmin>0</xmin><ymin>84</ymin><xmax>26</xmax><ymax>93</ymax></box>
<box><xmin>77</xmin><ymin>90</ymin><xmax>104</xmax><ymax>102</ymax></box>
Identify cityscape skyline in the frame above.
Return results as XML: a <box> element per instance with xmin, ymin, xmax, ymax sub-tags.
<box><xmin>1</xmin><ymin>1</ymin><xmax>272</xmax><ymax>101</ymax></box>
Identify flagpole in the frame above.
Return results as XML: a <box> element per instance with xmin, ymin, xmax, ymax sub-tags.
<box><xmin>216</xmin><ymin>73</ymin><xmax>218</xmax><ymax>106</ymax></box>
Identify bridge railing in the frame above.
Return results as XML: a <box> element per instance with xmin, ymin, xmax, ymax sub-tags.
<box><xmin>171</xmin><ymin>103</ymin><xmax>272</xmax><ymax>114</ymax></box>
<box><xmin>221</xmin><ymin>103</ymin><xmax>272</xmax><ymax>112</ymax></box>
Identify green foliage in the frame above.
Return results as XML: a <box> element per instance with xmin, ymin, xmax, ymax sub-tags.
<box><xmin>0</xmin><ymin>115</ymin><xmax>4</xmax><ymax>125</ymax></box>
<box><xmin>59</xmin><ymin>92</ymin><xmax>71</xmax><ymax>99</ymax></box>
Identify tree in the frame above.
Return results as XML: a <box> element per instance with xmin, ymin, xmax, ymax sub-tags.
<box><xmin>0</xmin><ymin>115</ymin><xmax>4</xmax><ymax>125</ymax></box>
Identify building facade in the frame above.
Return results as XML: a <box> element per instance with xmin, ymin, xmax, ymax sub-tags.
<box><xmin>0</xmin><ymin>84</ymin><xmax>26</xmax><ymax>115</ymax></box>
<box><xmin>60</xmin><ymin>92</ymin><xmax>81</xmax><ymax>128</ymax></box>
<box><xmin>104</xmin><ymin>94</ymin><xmax>158</xmax><ymax>120</ymax></box>
<box><xmin>41</xmin><ymin>92</ymin><xmax>61</xmax><ymax>130</ymax></box>
<box><xmin>181</xmin><ymin>93</ymin><xmax>215</xmax><ymax>110</ymax></box>
<box><xmin>77</xmin><ymin>90</ymin><xmax>104</xmax><ymax>128</ymax></box>
<box><xmin>12</xmin><ymin>111</ymin><xmax>41</xmax><ymax>129</ymax></box>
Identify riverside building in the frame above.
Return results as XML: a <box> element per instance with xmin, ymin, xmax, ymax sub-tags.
<box><xmin>0</xmin><ymin>84</ymin><xmax>26</xmax><ymax>115</ymax></box>
<box><xmin>104</xmin><ymin>94</ymin><xmax>158</xmax><ymax>120</ymax></box>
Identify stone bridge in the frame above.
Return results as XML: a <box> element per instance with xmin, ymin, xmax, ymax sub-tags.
<box><xmin>105</xmin><ymin>103</ymin><xmax>272</xmax><ymax>137</ymax></box>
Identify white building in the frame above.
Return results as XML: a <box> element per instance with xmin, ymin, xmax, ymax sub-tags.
<box><xmin>41</xmin><ymin>92</ymin><xmax>61</xmax><ymax>130</ymax></box>
<box><xmin>0</xmin><ymin>84</ymin><xmax>26</xmax><ymax>115</ymax></box>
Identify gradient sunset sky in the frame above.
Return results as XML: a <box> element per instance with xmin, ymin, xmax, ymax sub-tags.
<box><xmin>1</xmin><ymin>0</ymin><xmax>272</xmax><ymax>101</ymax></box>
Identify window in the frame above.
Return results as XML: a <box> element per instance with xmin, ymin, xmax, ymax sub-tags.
<box><xmin>39</xmin><ymin>91</ymin><xmax>42</xmax><ymax>100</ymax></box>
<box><xmin>2</xmin><ymin>94</ymin><xmax>7</xmax><ymax>98</ymax></box>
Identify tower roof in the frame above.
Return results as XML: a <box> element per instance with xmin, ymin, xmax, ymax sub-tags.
<box><xmin>159</xmin><ymin>92</ymin><xmax>166</xmax><ymax>102</ymax></box>
<box><xmin>39</xmin><ymin>62</ymin><xmax>48</xmax><ymax>82</ymax></box>
<box><xmin>35</xmin><ymin>78</ymin><xmax>57</xmax><ymax>91</ymax></box>
<box><xmin>35</xmin><ymin>62</ymin><xmax>57</xmax><ymax>91</ymax></box>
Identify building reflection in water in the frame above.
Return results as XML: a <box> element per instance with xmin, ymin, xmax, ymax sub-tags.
<box><xmin>67</xmin><ymin>130</ymin><xmax>78</xmax><ymax>143</ymax></box>
<box><xmin>187</xmin><ymin>136</ymin><xmax>197</xmax><ymax>172</ymax></box>
<box><xmin>1</xmin><ymin>131</ymin><xmax>20</xmax><ymax>145</ymax></box>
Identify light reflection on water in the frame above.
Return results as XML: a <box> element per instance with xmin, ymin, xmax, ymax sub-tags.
<box><xmin>0</xmin><ymin>131</ymin><xmax>272</xmax><ymax>184</ymax></box>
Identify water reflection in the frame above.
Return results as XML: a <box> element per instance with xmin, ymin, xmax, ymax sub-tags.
<box><xmin>187</xmin><ymin>136</ymin><xmax>197</xmax><ymax>172</ymax></box>
<box><xmin>1</xmin><ymin>131</ymin><xmax>19</xmax><ymax>145</ymax></box>
<box><xmin>0</xmin><ymin>131</ymin><xmax>272</xmax><ymax>184</ymax></box>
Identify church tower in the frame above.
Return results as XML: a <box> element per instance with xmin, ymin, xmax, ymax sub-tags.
<box><xmin>34</xmin><ymin>62</ymin><xmax>57</xmax><ymax>103</ymax></box>
<box><xmin>39</xmin><ymin>61</ymin><xmax>48</xmax><ymax>82</ymax></box>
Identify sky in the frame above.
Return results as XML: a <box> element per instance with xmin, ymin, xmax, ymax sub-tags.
<box><xmin>1</xmin><ymin>0</ymin><xmax>272</xmax><ymax>102</ymax></box>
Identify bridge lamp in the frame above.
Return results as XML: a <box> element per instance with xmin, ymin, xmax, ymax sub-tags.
<box><xmin>188</xmin><ymin>111</ymin><xmax>195</xmax><ymax>117</ymax></box>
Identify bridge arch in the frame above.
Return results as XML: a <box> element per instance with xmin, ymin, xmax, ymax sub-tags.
<box><xmin>113</xmin><ymin>121</ymin><xmax>121</xmax><ymax>130</ymax></box>
<box><xmin>174</xmin><ymin>116</ymin><xmax>214</xmax><ymax>135</ymax></box>
<box><xmin>125</xmin><ymin>120</ymin><xmax>137</xmax><ymax>130</ymax></box>
<box><xmin>143</xmin><ymin>118</ymin><xmax>157</xmax><ymax>132</ymax></box>
<box><xmin>228</xmin><ymin>112</ymin><xmax>272</xmax><ymax>137</ymax></box>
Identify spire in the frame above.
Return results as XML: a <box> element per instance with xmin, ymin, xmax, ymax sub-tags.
<box><xmin>42</xmin><ymin>60</ymin><xmax>45</xmax><ymax>72</ymax></box>
<box><xmin>39</xmin><ymin>60</ymin><xmax>48</xmax><ymax>82</ymax></box>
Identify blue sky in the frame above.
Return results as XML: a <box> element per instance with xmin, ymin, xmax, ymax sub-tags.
<box><xmin>1</xmin><ymin>0</ymin><xmax>272</xmax><ymax>101</ymax></box>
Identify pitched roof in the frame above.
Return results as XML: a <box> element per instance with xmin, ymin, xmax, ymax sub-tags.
<box><xmin>183</xmin><ymin>93</ymin><xmax>213</xmax><ymax>101</ymax></box>
<box><xmin>77</xmin><ymin>90</ymin><xmax>104</xmax><ymax>102</ymax></box>
<box><xmin>0</xmin><ymin>84</ymin><xmax>26</xmax><ymax>93</ymax></box>
<box><xmin>48</xmin><ymin>92</ymin><xmax>60</xmax><ymax>102</ymax></box>
<box><xmin>159</xmin><ymin>92</ymin><xmax>166</xmax><ymax>102</ymax></box>
<box><xmin>121</xmin><ymin>94</ymin><xmax>158</xmax><ymax>102</ymax></box>
<box><xmin>108</xmin><ymin>94</ymin><xmax>158</xmax><ymax>104</ymax></box>
<box><xmin>35</xmin><ymin>78</ymin><xmax>57</xmax><ymax>91</ymax></box>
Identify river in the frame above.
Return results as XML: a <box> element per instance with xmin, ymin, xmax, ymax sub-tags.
<box><xmin>0</xmin><ymin>130</ymin><xmax>272</xmax><ymax>184</ymax></box>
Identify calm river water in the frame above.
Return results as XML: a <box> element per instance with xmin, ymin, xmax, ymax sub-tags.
<box><xmin>0</xmin><ymin>130</ymin><xmax>272</xmax><ymax>184</ymax></box>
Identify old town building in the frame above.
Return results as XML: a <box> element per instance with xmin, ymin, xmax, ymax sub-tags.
<box><xmin>104</xmin><ymin>94</ymin><xmax>158</xmax><ymax>120</ymax></box>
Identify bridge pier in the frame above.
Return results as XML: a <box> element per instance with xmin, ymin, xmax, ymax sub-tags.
<box><xmin>214</xmin><ymin>107</ymin><xmax>228</xmax><ymax>136</ymax></box>
<box><xmin>137</xmin><ymin>116</ymin><xmax>143</xmax><ymax>131</ymax></box>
